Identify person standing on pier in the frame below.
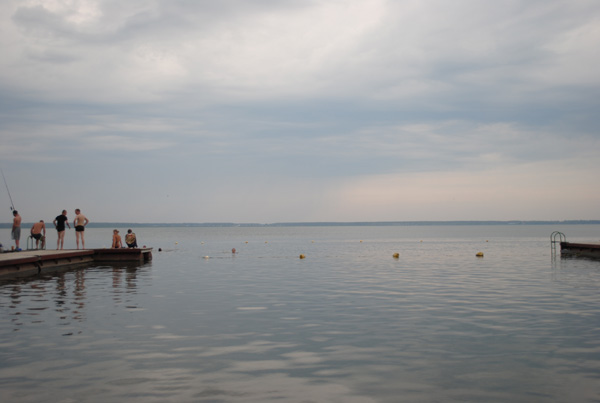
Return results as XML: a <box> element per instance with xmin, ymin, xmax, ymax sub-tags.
<box><xmin>11</xmin><ymin>210</ymin><xmax>21</xmax><ymax>251</ymax></box>
<box><xmin>73</xmin><ymin>209</ymin><xmax>89</xmax><ymax>249</ymax></box>
<box><xmin>53</xmin><ymin>210</ymin><xmax>71</xmax><ymax>250</ymax></box>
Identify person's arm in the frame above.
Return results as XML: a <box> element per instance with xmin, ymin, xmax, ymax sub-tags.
<box><xmin>42</xmin><ymin>223</ymin><xmax>46</xmax><ymax>236</ymax></box>
<box><xmin>84</xmin><ymin>217</ymin><xmax>89</xmax><ymax>226</ymax></box>
<box><xmin>53</xmin><ymin>218</ymin><xmax>57</xmax><ymax>228</ymax></box>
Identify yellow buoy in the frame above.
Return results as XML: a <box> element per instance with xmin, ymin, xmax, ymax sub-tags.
<box><xmin>203</xmin><ymin>256</ymin><xmax>210</xmax><ymax>259</ymax></box>
<box><xmin>299</xmin><ymin>254</ymin><xmax>306</xmax><ymax>259</ymax></box>
<box><xmin>393</xmin><ymin>253</ymin><xmax>400</xmax><ymax>259</ymax></box>
<box><xmin>476</xmin><ymin>252</ymin><xmax>484</xmax><ymax>257</ymax></box>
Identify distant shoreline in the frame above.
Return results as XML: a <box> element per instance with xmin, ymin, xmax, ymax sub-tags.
<box><xmin>2</xmin><ymin>220</ymin><xmax>600</xmax><ymax>228</ymax></box>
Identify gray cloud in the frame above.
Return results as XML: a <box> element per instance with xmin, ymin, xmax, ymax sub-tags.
<box><xmin>0</xmin><ymin>0</ymin><xmax>599</xmax><ymax>222</ymax></box>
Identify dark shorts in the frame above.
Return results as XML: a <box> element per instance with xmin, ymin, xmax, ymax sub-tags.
<box><xmin>75</xmin><ymin>225</ymin><xmax>85</xmax><ymax>232</ymax></box>
<box><xmin>32</xmin><ymin>233</ymin><xmax>42</xmax><ymax>240</ymax></box>
<box><xmin>56</xmin><ymin>227</ymin><xmax>65</xmax><ymax>233</ymax></box>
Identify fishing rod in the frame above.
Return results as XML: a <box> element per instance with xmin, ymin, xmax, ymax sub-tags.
<box><xmin>1</xmin><ymin>167</ymin><xmax>15</xmax><ymax>211</ymax></box>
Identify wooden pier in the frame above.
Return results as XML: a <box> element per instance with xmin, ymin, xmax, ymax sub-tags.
<box><xmin>93</xmin><ymin>247</ymin><xmax>153</xmax><ymax>262</ymax></box>
<box><xmin>0</xmin><ymin>248</ymin><xmax>152</xmax><ymax>279</ymax></box>
<box><xmin>560</xmin><ymin>242</ymin><xmax>600</xmax><ymax>259</ymax></box>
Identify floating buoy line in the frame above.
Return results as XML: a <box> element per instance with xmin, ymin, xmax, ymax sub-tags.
<box><xmin>160</xmin><ymin>240</ymin><xmax>488</xmax><ymax>261</ymax></box>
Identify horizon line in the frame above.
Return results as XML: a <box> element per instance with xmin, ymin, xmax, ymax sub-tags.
<box><xmin>2</xmin><ymin>220</ymin><xmax>600</xmax><ymax>228</ymax></box>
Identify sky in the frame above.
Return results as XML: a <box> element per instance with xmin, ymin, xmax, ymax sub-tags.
<box><xmin>0</xmin><ymin>0</ymin><xmax>599</xmax><ymax>224</ymax></box>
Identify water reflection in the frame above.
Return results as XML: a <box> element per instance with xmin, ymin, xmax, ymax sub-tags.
<box><xmin>2</xmin><ymin>226</ymin><xmax>600</xmax><ymax>402</ymax></box>
<box><xmin>73</xmin><ymin>270</ymin><xmax>86</xmax><ymax>321</ymax></box>
<box><xmin>0</xmin><ymin>262</ymin><xmax>151</xmax><ymax>333</ymax></box>
<box><xmin>550</xmin><ymin>254</ymin><xmax>600</xmax><ymax>289</ymax></box>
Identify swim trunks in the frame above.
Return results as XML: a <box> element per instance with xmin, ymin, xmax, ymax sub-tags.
<box><xmin>11</xmin><ymin>227</ymin><xmax>21</xmax><ymax>240</ymax></box>
<box><xmin>75</xmin><ymin>225</ymin><xmax>85</xmax><ymax>232</ymax></box>
<box><xmin>32</xmin><ymin>233</ymin><xmax>42</xmax><ymax>240</ymax></box>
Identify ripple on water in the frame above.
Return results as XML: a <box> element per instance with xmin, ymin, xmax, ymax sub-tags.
<box><xmin>1</xmin><ymin>226</ymin><xmax>600</xmax><ymax>402</ymax></box>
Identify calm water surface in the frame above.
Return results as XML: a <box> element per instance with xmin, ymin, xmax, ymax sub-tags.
<box><xmin>1</xmin><ymin>225</ymin><xmax>600</xmax><ymax>402</ymax></box>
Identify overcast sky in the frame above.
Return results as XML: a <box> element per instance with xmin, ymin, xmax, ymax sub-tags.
<box><xmin>1</xmin><ymin>0</ymin><xmax>599</xmax><ymax>223</ymax></box>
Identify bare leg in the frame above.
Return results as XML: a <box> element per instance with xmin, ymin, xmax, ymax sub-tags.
<box><xmin>58</xmin><ymin>231</ymin><xmax>65</xmax><ymax>250</ymax></box>
<box><xmin>81</xmin><ymin>232</ymin><xmax>85</xmax><ymax>249</ymax></box>
<box><xmin>76</xmin><ymin>232</ymin><xmax>80</xmax><ymax>249</ymax></box>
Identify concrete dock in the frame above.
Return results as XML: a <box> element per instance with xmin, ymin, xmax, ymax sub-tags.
<box><xmin>0</xmin><ymin>248</ymin><xmax>152</xmax><ymax>279</ymax></box>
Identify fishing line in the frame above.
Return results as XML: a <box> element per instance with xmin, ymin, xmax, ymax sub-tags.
<box><xmin>1</xmin><ymin>167</ymin><xmax>15</xmax><ymax>211</ymax></box>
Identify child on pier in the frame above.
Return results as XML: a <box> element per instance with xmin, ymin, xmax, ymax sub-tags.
<box><xmin>112</xmin><ymin>229</ymin><xmax>123</xmax><ymax>248</ymax></box>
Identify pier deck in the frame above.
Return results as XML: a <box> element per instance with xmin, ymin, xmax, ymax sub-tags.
<box><xmin>560</xmin><ymin>242</ymin><xmax>600</xmax><ymax>259</ymax></box>
<box><xmin>0</xmin><ymin>248</ymin><xmax>152</xmax><ymax>279</ymax></box>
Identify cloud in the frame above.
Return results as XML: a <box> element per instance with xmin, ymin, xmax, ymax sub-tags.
<box><xmin>0</xmin><ymin>0</ymin><xmax>599</xmax><ymax>221</ymax></box>
<box><xmin>330</xmin><ymin>158</ymin><xmax>600</xmax><ymax>221</ymax></box>
<box><xmin>4</xmin><ymin>0</ymin><xmax>599</xmax><ymax>109</ymax></box>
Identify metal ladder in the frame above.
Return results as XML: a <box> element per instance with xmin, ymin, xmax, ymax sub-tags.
<box><xmin>550</xmin><ymin>231</ymin><xmax>566</xmax><ymax>257</ymax></box>
<box><xmin>27</xmin><ymin>235</ymin><xmax>46</xmax><ymax>250</ymax></box>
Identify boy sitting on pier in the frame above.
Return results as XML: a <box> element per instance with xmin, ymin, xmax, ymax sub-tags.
<box><xmin>125</xmin><ymin>229</ymin><xmax>138</xmax><ymax>248</ymax></box>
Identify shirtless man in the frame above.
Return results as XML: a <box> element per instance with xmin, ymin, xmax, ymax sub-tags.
<box><xmin>53</xmin><ymin>210</ymin><xmax>71</xmax><ymax>250</ymax></box>
<box><xmin>11</xmin><ymin>210</ymin><xmax>21</xmax><ymax>251</ymax></box>
<box><xmin>30</xmin><ymin>220</ymin><xmax>46</xmax><ymax>249</ymax></box>
<box><xmin>73</xmin><ymin>209</ymin><xmax>89</xmax><ymax>249</ymax></box>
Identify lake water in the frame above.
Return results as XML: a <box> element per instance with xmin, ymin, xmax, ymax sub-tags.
<box><xmin>1</xmin><ymin>225</ymin><xmax>600</xmax><ymax>402</ymax></box>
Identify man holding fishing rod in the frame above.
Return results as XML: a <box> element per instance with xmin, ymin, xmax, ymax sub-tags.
<box><xmin>11</xmin><ymin>210</ymin><xmax>21</xmax><ymax>251</ymax></box>
<box><xmin>3</xmin><ymin>168</ymin><xmax>23</xmax><ymax>251</ymax></box>
<box><xmin>2</xmin><ymin>168</ymin><xmax>21</xmax><ymax>251</ymax></box>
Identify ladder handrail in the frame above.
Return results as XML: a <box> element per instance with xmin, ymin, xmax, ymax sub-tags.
<box><xmin>550</xmin><ymin>231</ymin><xmax>566</xmax><ymax>255</ymax></box>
